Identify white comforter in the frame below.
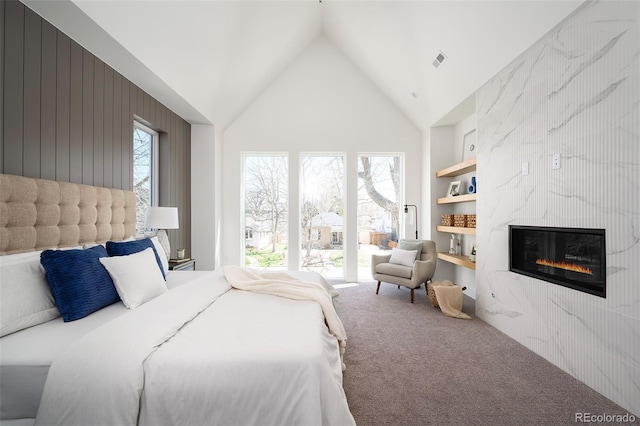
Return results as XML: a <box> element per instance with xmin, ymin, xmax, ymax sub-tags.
<box><xmin>35</xmin><ymin>270</ymin><xmax>355</xmax><ymax>426</ymax></box>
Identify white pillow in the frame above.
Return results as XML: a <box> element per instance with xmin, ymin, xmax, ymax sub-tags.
<box><xmin>388</xmin><ymin>248</ymin><xmax>418</xmax><ymax>267</ymax></box>
<box><xmin>0</xmin><ymin>251</ymin><xmax>60</xmax><ymax>336</ymax></box>
<box><xmin>84</xmin><ymin>236</ymin><xmax>134</xmax><ymax>250</ymax></box>
<box><xmin>150</xmin><ymin>236</ymin><xmax>169</xmax><ymax>274</ymax></box>
<box><xmin>82</xmin><ymin>242</ymin><xmax>105</xmax><ymax>249</ymax></box>
<box><xmin>99</xmin><ymin>247</ymin><xmax>168</xmax><ymax>309</ymax></box>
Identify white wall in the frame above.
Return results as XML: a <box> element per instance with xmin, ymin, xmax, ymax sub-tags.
<box><xmin>191</xmin><ymin>124</ymin><xmax>217</xmax><ymax>270</ymax></box>
<box><xmin>223</xmin><ymin>36</ymin><xmax>421</xmax><ymax>281</ymax></box>
<box><xmin>476</xmin><ymin>1</ymin><xmax>639</xmax><ymax>415</ymax></box>
<box><xmin>426</xmin><ymin>126</ymin><xmax>454</xmax><ymax>283</ymax></box>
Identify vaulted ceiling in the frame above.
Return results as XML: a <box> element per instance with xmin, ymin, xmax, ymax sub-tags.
<box><xmin>23</xmin><ymin>0</ymin><xmax>585</xmax><ymax>130</ymax></box>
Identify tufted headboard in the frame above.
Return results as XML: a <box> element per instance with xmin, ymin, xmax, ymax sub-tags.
<box><xmin>0</xmin><ymin>174</ymin><xmax>136</xmax><ymax>255</ymax></box>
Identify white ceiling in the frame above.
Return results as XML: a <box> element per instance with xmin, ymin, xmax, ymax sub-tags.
<box><xmin>24</xmin><ymin>0</ymin><xmax>585</xmax><ymax>130</ymax></box>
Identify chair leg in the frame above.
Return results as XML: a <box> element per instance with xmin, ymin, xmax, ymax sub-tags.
<box><xmin>410</xmin><ymin>288</ymin><xmax>414</xmax><ymax>303</ymax></box>
<box><xmin>376</xmin><ymin>281</ymin><xmax>381</xmax><ymax>294</ymax></box>
<box><xmin>398</xmin><ymin>285</ymin><xmax>400</xmax><ymax>289</ymax></box>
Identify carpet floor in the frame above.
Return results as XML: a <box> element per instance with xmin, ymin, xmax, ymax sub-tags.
<box><xmin>332</xmin><ymin>280</ymin><xmax>634</xmax><ymax>426</ymax></box>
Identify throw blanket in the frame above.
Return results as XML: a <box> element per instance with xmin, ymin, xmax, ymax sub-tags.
<box><xmin>432</xmin><ymin>280</ymin><xmax>471</xmax><ymax>320</ymax></box>
<box><xmin>224</xmin><ymin>265</ymin><xmax>347</xmax><ymax>370</ymax></box>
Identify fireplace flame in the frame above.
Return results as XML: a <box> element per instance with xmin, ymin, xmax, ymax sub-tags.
<box><xmin>535</xmin><ymin>259</ymin><xmax>593</xmax><ymax>275</ymax></box>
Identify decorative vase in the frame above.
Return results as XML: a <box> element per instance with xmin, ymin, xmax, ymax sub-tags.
<box><xmin>468</xmin><ymin>176</ymin><xmax>477</xmax><ymax>194</ymax></box>
<box><xmin>449</xmin><ymin>235</ymin><xmax>456</xmax><ymax>254</ymax></box>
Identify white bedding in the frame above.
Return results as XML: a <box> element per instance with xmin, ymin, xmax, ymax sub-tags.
<box><xmin>0</xmin><ymin>271</ymin><xmax>211</xmax><ymax>422</ymax></box>
<box><xmin>31</xmin><ymin>269</ymin><xmax>354</xmax><ymax>426</ymax></box>
<box><xmin>0</xmin><ymin>300</ymin><xmax>129</xmax><ymax>421</ymax></box>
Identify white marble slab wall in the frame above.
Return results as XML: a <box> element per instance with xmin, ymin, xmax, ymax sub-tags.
<box><xmin>476</xmin><ymin>0</ymin><xmax>639</xmax><ymax>415</ymax></box>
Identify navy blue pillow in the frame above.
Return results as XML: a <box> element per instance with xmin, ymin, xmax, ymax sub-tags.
<box><xmin>106</xmin><ymin>238</ymin><xmax>166</xmax><ymax>277</ymax></box>
<box><xmin>40</xmin><ymin>245</ymin><xmax>120</xmax><ymax>322</ymax></box>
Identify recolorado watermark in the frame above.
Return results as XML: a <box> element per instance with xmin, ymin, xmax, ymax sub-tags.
<box><xmin>575</xmin><ymin>412</ymin><xmax>636</xmax><ymax>423</ymax></box>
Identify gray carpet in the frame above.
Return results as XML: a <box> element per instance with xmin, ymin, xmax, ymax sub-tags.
<box><xmin>332</xmin><ymin>280</ymin><xmax>635</xmax><ymax>426</ymax></box>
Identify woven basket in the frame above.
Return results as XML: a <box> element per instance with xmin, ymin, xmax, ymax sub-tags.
<box><xmin>454</xmin><ymin>214</ymin><xmax>467</xmax><ymax>227</ymax></box>
<box><xmin>441</xmin><ymin>214</ymin><xmax>454</xmax><ymax>226</ymax></box>
<box><xmin>426</xmin><ymin>282</ymin><xmax>439</xmax><ymax>307</ymax></box>
<box><xmin>467</xmin><ymin>214</ymin><xmax>476</xmax><ymax>228</ymax></box>
<box><xmin>427</xmin><ymin>281</ymin><xmax>467</xmax><ymax>308</ymax></box>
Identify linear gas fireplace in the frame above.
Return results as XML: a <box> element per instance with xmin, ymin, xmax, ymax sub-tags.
<box><xmin>509</xmin><ymin>226</ymin><xmax>606</xmax><ymax>298</ymax></box>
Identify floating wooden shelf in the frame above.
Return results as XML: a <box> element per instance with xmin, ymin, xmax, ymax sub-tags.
<box><xmin>436</xmin><ymin>193</ymin><xmax>476</xmax><ymax>205</ymax></box>
<box><xmin>437</xmin><ymin>252</ymin><xmax>476</xmax><ymax>270</ymax></box>
<box><xmin>435</xmin><ymin>156</ymin><xmax>477</xmax><ymax>271</ymax></box>
<box><xmin>436</xmin><ymin>225</ymin><xmax>476</xmax><ymax>235</ymax></box>
<box><xmin>436</xmin><ymin>158</ymin><xmax>476</xmax><ymax>178</ymax></box>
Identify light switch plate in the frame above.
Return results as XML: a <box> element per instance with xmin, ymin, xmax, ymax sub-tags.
<box><xmin>522</xmin><ymin>162</ymin><xmax>529</xmax><ymax>175</ymax></box>
<box><xmin>553</xmin><ymin>153</ymin><xmax>561</xmax><ymax>170</ymax></box>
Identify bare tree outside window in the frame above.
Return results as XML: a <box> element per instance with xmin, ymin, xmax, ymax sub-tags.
<box><xmin>244</xmin><ymin>155</ymin><xmax>288</xmax><ymax>268</ymax></box>
<box><xmin>358</xmin><ymin>155</ymin><xmax>402</xmax><ymax>278</ymax></box>
<box><xmin>300</xmin><ymin>156</ymin><xmax>344</xmax><ymax>277</ymax></box>
<box><xmin>358</xmin><ymin>156</ymin><xmax>400</xmax><ymax>237</ymax></box>
<box><xmin>133</xmin><ymin>125</ymin><xmax>156</xmax><ymax>232</ymax></box>
<box><xmin>242</xmin><ymin>152</ymin><xmax>403</xmax><ymax>278</ymax></box>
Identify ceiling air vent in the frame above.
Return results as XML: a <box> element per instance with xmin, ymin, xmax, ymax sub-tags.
<box><xmin>432</xmin><ymin>50</ymin><xmax>447</xmax><ymax>70</ymax></box>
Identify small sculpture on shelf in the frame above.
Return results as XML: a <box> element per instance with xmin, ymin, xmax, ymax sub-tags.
<box><xmin>469</xmin><ymin>244</ymin><xmax>477</xmax><ymax>262</ymax></box>
<box><xmin>468</xmin><ymin>176</ymin><xmax>477</xmax><ymax>194</ymax></box>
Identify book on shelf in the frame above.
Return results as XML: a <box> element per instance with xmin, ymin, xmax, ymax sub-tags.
<box><xmin>169</xmin><ymin>258</ymin><xmax>191</xmax><ymax>263</ymax></box>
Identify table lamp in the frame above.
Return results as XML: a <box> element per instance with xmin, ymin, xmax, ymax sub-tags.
<box><xmin>144</xmin><ymin>206</ymin><xmax>179</xmax><ymax>260</ymax></box>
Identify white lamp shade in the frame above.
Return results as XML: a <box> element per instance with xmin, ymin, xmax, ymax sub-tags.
<box><xmin>405</xmin><ymin>210</ymin><xmax>415</xmax><ymax>226</ymax></box>
<box><xmin>144</xmin><ymin>207</ymin><xmax>179</xmax><ymax>229</ymax></box>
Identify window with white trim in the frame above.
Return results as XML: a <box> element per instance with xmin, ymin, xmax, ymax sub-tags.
<box><xmin>133</xmin><ymin>122</ymin><xmax>159</xmax><ymax>233</ymax></box>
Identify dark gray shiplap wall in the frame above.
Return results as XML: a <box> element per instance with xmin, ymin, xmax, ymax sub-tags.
<box><xmin>0</xmin><ymin>0</ymin><xmax>191</xmax><ymax>254</ymax></box>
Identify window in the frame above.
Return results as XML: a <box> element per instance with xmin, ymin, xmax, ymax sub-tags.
<box><xmin>244</xmin><ymin>155</ymin><xmax>288</xmax><ymax>268</ymax></box>
<box><xmin>240</xmin><ymin>151</ymin><xmax>403</xmax><ymax>280</ymax></box>
<box><xmin>133</xmin><ymin>122</ymin><xmax>159</xmax><ymax>233</ymax></box>
<box><xmin>300</xmin><ymin>155</ymin><xmax>345</xmax><ymax>278</ymax></box>
<box><xmin>332</xmin><ymin>232</ymin><xmax>343</xmax><ymax>245</ymax></box>
<box><xmin>357</xmin><ymin>155</ymin><xmax>403</xmax><ymax>278</ymax></box>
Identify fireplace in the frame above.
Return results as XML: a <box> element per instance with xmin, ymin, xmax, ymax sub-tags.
<box><xmin>509</xmin><ymin>226</ymin><xmax>606</xmax><ymax>297</ymax></box>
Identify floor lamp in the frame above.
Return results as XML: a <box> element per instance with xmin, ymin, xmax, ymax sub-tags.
<box><xmin>404</xmin><ymin>204</ymin><xmax>418</xmax><ymax>239</ymax></box>
<box><xmin>144</xmin><ymin>206</ymin><xmax>179</xmax><ymax>260</ymax></box>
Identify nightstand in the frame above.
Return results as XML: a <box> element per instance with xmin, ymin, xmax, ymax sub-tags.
<box><xmin>168</xmin><ymin>259</ymin><xmax>196</xmax><ymax>271</ymax></box>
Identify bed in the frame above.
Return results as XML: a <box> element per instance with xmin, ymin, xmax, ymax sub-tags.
<box><xmin>0</xmin><ymin>174</ymin><xmax>354</xmax><ymax>426</ymax></box>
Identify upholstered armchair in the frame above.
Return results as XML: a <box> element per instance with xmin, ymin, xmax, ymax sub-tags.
<box><xmin>371</xmin><ymin>239</ymin><xmax>437</xmax><ymax>303</ymax></box>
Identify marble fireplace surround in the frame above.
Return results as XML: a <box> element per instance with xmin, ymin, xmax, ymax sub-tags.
<box><xmin>475</xmin><ymin>0</ymin><xmax>639</xmax><ymax>416</ymax></box>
